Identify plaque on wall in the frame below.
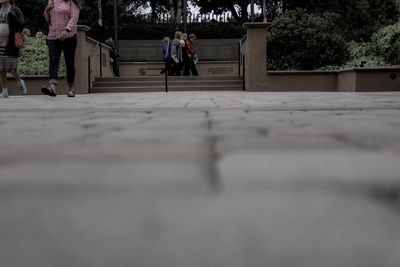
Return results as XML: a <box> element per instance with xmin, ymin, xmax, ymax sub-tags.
<box><xmin>207</xmin><ymin>67</ymin><xmax>234</xmax><ymax>75</ymax></box>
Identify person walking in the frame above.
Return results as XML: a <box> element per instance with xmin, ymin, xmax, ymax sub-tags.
<box><xmin>42</xmin><ymin>0</ymin><xmax>80</xmax><ymax>97</ymax></box>
<box><xmin>170</xmin><ymin>31</ymin><xmax>183</xmax><ymax>76</ymax></box>
<box><xmin>181</xmin><ymin>33</ymin><xmax>191</xmax><ymax>76</ymax></box>
<box><xmin>105</xmin><ymin>36</ymin><xmax>119</xmax><ymax>77</ymax></box>
<box><xmin>160</xmin><ymin>36</ymin><xmax>170</xmax><ymax>75</ymax></box>
<box><xmin>186</xmin><ymin>33</ymin><xmax>199</xmax><ymax>76</ymax></box>
<box><xmin>0</xmin><ymin>0</ymin><xmax>27</xmax><ymax>98</ymax></box>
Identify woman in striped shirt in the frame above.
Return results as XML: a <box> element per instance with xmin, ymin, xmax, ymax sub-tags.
<box><xmin>42</xmin><ymin>0</ymin><xmax>80</xmax><ymax>97</ymax></box>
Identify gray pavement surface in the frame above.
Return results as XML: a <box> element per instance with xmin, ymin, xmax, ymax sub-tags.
<box><xmin>1</xmin><ymin>91</ymin><xmax>400</xmax><ymax>267</ymax></box>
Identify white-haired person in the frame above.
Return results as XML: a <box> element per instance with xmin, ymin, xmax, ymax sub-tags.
<box><xmin>170</xmin><ymin>31</ymin><xmax>183</xmax><ymax>76</ymax></box>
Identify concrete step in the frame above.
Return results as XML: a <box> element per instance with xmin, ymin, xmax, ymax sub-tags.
<box><xmin>91</xmin><ymin>84</ymin><xmax>244</xmax><ymax>93</ymax></box>
<box><xmin>95</xmin><ymin>75</ymin><xmax>243</xmax><ymax>82</ymax></box>
<box><xmin>93</xmin><ymin>80</ymin><xmax>243</xmax><ymax>88</ymax></box>
<box><xmin>91</xmin><ymin>75</ymin><xmax>244</xmax><ymax>93</ymax></box>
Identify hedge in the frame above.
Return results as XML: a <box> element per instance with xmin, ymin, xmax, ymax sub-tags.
<box><xmin>267</xmin><ymin>9</ymin><xmax>349</xmax><ymax>70</ymax></box>
<box><xmin>18</xmin><ymin>37</ymin><xmax>65</xmax><ymax>76</ymax></box>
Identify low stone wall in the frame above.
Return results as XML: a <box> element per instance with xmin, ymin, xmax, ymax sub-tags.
<box><xmin>352</xmin><ymin>68</ymin><xmax>400</xmax><ymax>92</ymax></box>
<box><xmin>242</xmin><ymin>23</ymin><xmax>400</xmax><ymax>92</ymax></box>
<box><xmin>265</xmin><ymin>71</ymin><xmax>337</xmax><ymax>92</ymax></box>
<box><xmin>6</xmin><ymin>76</ymin><xmax>66</xmax><ymax>96</ymax></box>
<box><xmin>263</xmin><ymin>68</ymin><xmax>400</xmax><ymax>92</ymax></box>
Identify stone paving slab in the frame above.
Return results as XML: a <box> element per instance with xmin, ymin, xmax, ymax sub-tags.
<box><xmin>1</xmin><ymin>92</ymin><xmax>400</xmax><ymax>267</ymax></box>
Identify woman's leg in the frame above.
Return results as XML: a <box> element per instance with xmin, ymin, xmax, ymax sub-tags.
<box><xmin>0</xmin><ymin>71</ymin><xmax>8</xmax><ymax>98</ymax></box>
<box><xmin>190</xmin><ymin>59</ymin><xmax>199</xmax><ymax>76</ymax></box>
<box><xmin>47</xmin><ymin>39</ymin><xmax>62</xmax><ymax>92</ymax></box>
<box><xmin>10</xmin><ymin>70</ymin><xmax>27</xmax><ymax>95</ymax></box>
<box><xmin>62</xmin><ymin>35</ymin><xmax>77</xmax><ymax>94</ymax></box>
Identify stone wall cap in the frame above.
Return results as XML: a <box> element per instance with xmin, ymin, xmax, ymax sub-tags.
<box><xmin>120</xmin><ymin>60</ymin><xmax>238</xmax><ymax>64</ymax></box>
<box><xmin>77</xmin><ymin>25</ymin><xmax>91</xmax><ymax>32</ymax></box>
<box><xmin>268</xmin><ymin>67</ymin><xmax>400</xmax><ymax>75</ymax></box>
<box><xmin>352</xmin><ymin>67</ymin><xmax>400</xmax><ymax>73</ymax></box>
<box><xmin>243</xmin><ymin>22</ymin><xmax>271</xmax><ymax>29</ymax></box>
<box><xmin>86</xmin><ymin>37</ymin><xmax>112</xmax><ymax>49</ymax></box>
<box><xmin>268</xmin><ymin>70</ymin><xmax>337</xmax><ymax>75</ymax></box>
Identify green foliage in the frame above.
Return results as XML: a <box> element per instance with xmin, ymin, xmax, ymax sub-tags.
<box><xmin>267</xmin><ymin>9</ymin><xmax>349</xmax><ymax>70</ymax></box>
<box><xmin>18</xmin><ymin>37</ymin><xmax>65</xmax><ymax>76</ymax></box>
<box><xmin>283</xmin><ymin>0</ymin><xmax>400</xmax><ymax>41</ymax></box>
<box><xmin>346</xmin><ymin>41</ymin><xmax>387</xmax><ymax>67</ymax></box>
<box><xmin>372</xmin><ymin>22</ymin><xmax>400</xmax><ymax>65</ymax></box>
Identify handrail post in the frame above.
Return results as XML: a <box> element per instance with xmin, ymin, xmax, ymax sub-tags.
<box><xmin>239</xmin><ymin>35</ymin><xmax>247</xmax><ymax>91</ymax></box>
<box><xmin>242</xmin><ymin>56</ymin><xmax>245</xmax><ymax>91</ymax></box>
<box><xmin>88</xmin><ymin>56</ymin><xmax>91</xmax><ymax>93</ymax></box>
<box><xmin>165</xmin><ymin>60</ymin><xmax>168</xmax><ymax>93</ymax></box>
<box><xmin>238</xmin><ymin>42</ymin><xmax>241</xmax><ymax>76</ymax></box>
<box><xmin>99</xmin><ymin>43</ymin><xmax>103</xmax><ymax>77</ymax></box>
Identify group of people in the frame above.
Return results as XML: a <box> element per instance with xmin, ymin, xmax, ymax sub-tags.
<box><xmin>0</xmin><ymin>0</ymin><xmax>80</xmax><ymax>98</ymax></box>
<box><xmin>0</xmin><ymin>0</ymin><xmax>202</xmax><ymax>99</ymax></box>
<box><xmin>162</xmin><ymin>31</ymin><xmax>199</xmax><ymax>76</ymax></box>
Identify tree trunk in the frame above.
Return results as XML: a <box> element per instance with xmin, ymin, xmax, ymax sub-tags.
<box><xmin>227</xmin><ymin>3</ymin><xmax>240</xmax><ymax>21</ymax></box>
<box><xmin>150</xmin><ymin>0</ymin><xmax>158</xmax><ymax>22</ymax></box>
<box><xmin>176</xmin><ymin>0</ymin><xmax>183</xmax><ymax>23</ymax></box>
<box><xmin>169</xmin><ymin>0</ymin><xmax>176</xmax><ymax>22</ymax></box>
<box><xmin>168</xmin><ymin>0</ymin><xmax>183</xmax><ymax>24</ymax></box>
<box><xmin>240</xmin><ymin>1</ymin><xmax>249</xmax><ymax>21</ymax></box>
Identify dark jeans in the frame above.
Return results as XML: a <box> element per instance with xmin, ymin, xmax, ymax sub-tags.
<box><xmin>47</xmin><ymin>35</ymin><xmax>77</xmax><ymax>87</ymax></box>
<box><xmin>184</xmin><ymin>58</ymin><xmax>199</xmax><ymax>76</ymax></box>
<box><xmin>189</xmin><ymin>58</ymin><xmax>199</xmax><ymax>76</ymax></box>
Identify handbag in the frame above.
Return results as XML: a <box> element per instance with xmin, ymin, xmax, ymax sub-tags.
<box><xmin>15</xmin><ymin>32</ymin><xmax>25</xmax><ymax>49</ymax></box>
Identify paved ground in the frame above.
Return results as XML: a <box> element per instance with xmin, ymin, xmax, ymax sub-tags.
<box><xmin>1</xmin><ymin>91</ymin><xmax>400</xmax><ymax>267</ymax></box>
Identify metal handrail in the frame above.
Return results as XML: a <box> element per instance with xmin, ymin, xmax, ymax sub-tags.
<box><xmin>238</xmin><ymin>35</ymin><xmax>247</xmax><ymax>91</ymax></box>
<box><xmin>87</xmin><ymin>40</ymin><xmax>105</xmax><ymax>93</ymax></box>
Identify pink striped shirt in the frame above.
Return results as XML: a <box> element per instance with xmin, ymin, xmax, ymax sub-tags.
<box><xmin>44</xmin><ymin>0</ymin><xmax>80</xmax><ymax>40</ymax></box>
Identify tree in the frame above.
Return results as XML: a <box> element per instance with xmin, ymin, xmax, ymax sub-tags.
<box><xmin>282</xmin><ymin>0</ymin><xmax>400</xmax><ymax>41</ymax></box>
<box><xmin>267</xmin><ymin>9</ymin><xmax>349</xmax><ymax>70</ymax></box>
<box><xmin>16</xmin><ymin>0</ymin><xmax>48</xmax><ymax>34</ymax></box>
<box><xmin>373</xmin><ymin>22</ymin><xmax>400</xmax><ymax>65</ymax></box>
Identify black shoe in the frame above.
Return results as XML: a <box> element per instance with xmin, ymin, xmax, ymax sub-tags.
<box><xmin>41</xmin><ymin>86</ymin><xmax>57</xmax><ymax>97</ymax></box>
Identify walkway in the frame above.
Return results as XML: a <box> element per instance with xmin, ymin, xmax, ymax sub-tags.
<box><xmin>1</xmin><ymin>92</ymin><xmax>400</xmax><ymax>266</ymax></box>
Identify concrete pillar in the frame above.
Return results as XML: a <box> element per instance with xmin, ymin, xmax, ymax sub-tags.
<box><xmin>243</xmin><ymin>22</ymin><xmax>270</xmax><ymax>91</ymax></box>
<box><xmin>75</xmin><ymin>25</ymin><xmax>91</xmax><ymax>94</ymax></box>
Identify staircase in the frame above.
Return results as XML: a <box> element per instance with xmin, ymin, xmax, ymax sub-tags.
<box><xmin>91</xmin><ymin>75</ymin><xmax>244</xmax><ymax>93</ymax></box>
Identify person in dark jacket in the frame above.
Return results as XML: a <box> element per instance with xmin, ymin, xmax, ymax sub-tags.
<box><xmin>105</xmin><ymin>36</ymin><xmax>119</xmax><ymax>77</ymax></box>
<box><xmin>160</xmin><ymin>36</ymin><xmax>171</xmax><ymax>75</ymax></box>
<box><xmin>185</xmin><ymin>33</ymin><xmax>199</xmax><ymax>76</ymax></box>
<box><xmin>0</xmin><ymin>0</ymin><xmax>27</xmax><ymax>98</ymax></box>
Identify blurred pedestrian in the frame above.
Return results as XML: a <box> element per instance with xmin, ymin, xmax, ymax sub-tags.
<box><xmin>0</xmin><ymin>0</ymin><xmax>27</xmax><ymax>98</ymax></box>
<box><xmin>105</xmin><ymin>36</ymin><xmax>119</xmax><ymax>77</ymax></box>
